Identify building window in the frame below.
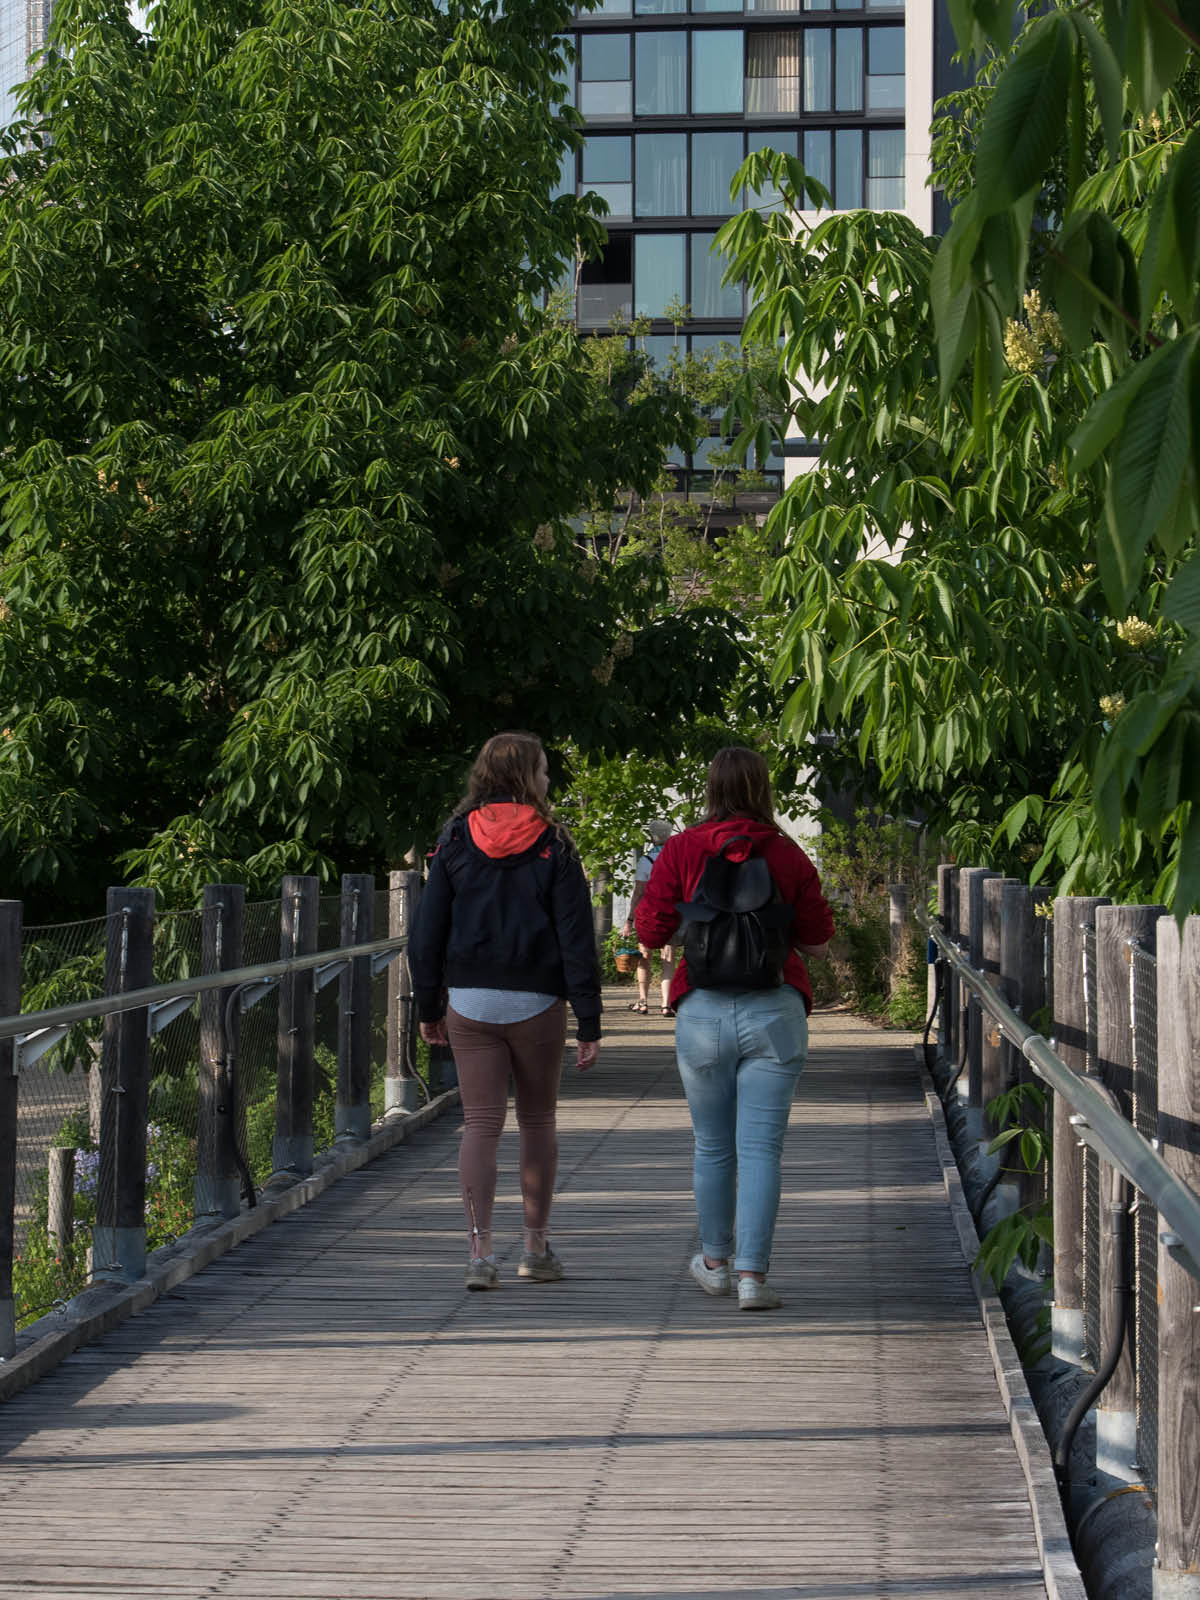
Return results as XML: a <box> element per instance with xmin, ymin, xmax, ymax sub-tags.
<box><xmin>636</xmin><ymin>0</ymin><xmax>686</xmax><ymax>12</ymax></box>
<box><xmin>803</xmin><ymin>127</ymin><xmax>832</xmax><ymax>195</ymax></box>
<box><xmin>834</xmin><ymin>126</ymin><xmax>863</xmax><ymax>207</ymax></box>
<box><xmin>693</xmin><ymin>130</ymin><xmax>745</xmax><ymax>214</ymax></box>
<box><xmin>747</xmin><ymin>128</ymin><xmax>797</xmax><ymax>209</ymax></box>
<box><xmin>635</xmin><ymin>31</ymin><xmax>688</xmax><ymax>113</ymax></box>
<box><xmin>580</xmin><ymin>33</ymin><xmax>632</xmax><ymax>118</ymax></box>
<box><xmin>746</xmin><ymin>30</ymin><xmax>801</xmax><ymax>114</ymax></box>
<box><xmin>580</xmin><ymin>234</ymin><xmax>633</xmax><ymax>325</ymax></box>
<box><xmin>867</xmin><ymin>127</ymin><xmax>904</xmax><ymax>206</ymax></box>
<box><xmin>552</xmin><ymin>148</ymin><xmax>575</xmax><ymax>203</ymax></box>
<box><xmin>867</xmin><ymin>24</ymin><xmax>904</xmax><ymax>106</ymax></box>
<box><xmin>694</xmin><ymin>0</ymin><xmax>743</xmax><ymax>13</ymax></box>
<box><xmin>636</xmin><ymin>132</ymin><xmax>688</xmax><ymax>215</ymax></box>
<box><xmin>635</xmin><ymin>233</ymin><xmax>687</xmax><ymax>316</ymax></box>
<box><xmin>803</xmin><ymin>28</ymin><xmax>831</xmax><ymax>110</ymax></box>
<box><xmin>691</xmin><ymin>232</ymin><xmax>743</xmax><ymax>316</ymax></box>
<box><xmin>583</xmin><ymin>137</ymin><xmax>632</xmax><ymax>217</ymax></box>
<box><xmin>692</xmin><ymin>30</ymin><xmax>744</xmax><ymax>113</ymax></box>
<box><xmin>835</xmin><ymin>26</ymin><xmax>863</xmax><ymax>109</ymax></box>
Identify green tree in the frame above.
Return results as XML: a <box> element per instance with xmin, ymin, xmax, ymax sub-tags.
<box><xmin>718</xmin><ymin>35</ymin><xmax>1199</xmax><ymax>910</ymax></box>
<box><xmin>0</xmin><ymin>0</ymin><xmax>739</xmax><ymax>912</ymax></box>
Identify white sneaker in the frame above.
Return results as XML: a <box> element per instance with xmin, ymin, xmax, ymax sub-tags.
<box><xmin>465</xmin><ymin>1257</ymin><xmax>500</xmax><ymax>1291</ymax></box>
<box><xmin>689</xmin><ymin>1253</ymin><xmax>732</xmax><ymax>1296</ymax></box>
<box><xmin>737</xmin><ymin>1276</ymin><xmax>781</xmax><ymax>1311</ymax></box>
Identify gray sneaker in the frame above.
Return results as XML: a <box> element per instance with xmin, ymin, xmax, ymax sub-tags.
<box><xmin>737</xmin><ymin>1276</ymin><xmax>782</xmax><ymax>1311</ymax></box>
<box><xmin>689</xmin><ymin>1253</ymin><xmax>732</xmax><ymax>1296</ymax></box>
<box><xmin>517</xmin><ymin>1246</ymin><xmax>565</xmax><ymax>1281</ymax></box>
<box><xmin>465</xmin><ymin>1257</ymin><xmax>500</xmax><ymax>1291</ymax></box>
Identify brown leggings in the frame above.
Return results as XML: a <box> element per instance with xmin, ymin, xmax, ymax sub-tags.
<box><xmin>446</xmin><ymin>1001</ymin><xmax>567</xmax><ymax>1245</ymax></box>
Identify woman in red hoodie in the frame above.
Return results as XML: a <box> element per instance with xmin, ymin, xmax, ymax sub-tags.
<box><xmin>635</xmin><ymin>747</ymin><xmax>833</xmax><ymax>1310</ymax></box>
<box><xmin>409</xmin><ymin>732</ymin><xmax>601</xmax><ymax>1290</ymax></box>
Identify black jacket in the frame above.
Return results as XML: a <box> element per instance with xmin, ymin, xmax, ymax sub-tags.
<box><xmin>408</xmin><ymin>805</ymin><xmax>603</xmax><ymax>1041</ymax></box>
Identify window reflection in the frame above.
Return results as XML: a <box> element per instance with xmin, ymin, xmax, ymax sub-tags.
<box><xmin>691</xmin><ymin>232</ymin><xmax>742</xmax><ymax>317</ymax></box>
<box><xmin>637</xmin><ymin>132</ymin><xmax>688</xmax><ymax>215</ymax></box>
<box><xmin>636</xmin><ymin>32</ymin><xmax>688</xmax><ymax>112</ymax></box>
<box><xmin>692</xmin><ymin>30</ymin><xmax>743</xmax><ymax>113</ymax></box>
<box><xmin>693</xmin><ymin>130</ymin><xmax>744</xmax><ymax>213</ymax></box>
<box><xmin>580</xmin><ymin>32</ymin><xmax>632</xmax><ymax>116</ymax></box>
<box><xmin>635</xmin><ymin>233</ymin><xmax>687</xmax><ymax>316</ymax></box>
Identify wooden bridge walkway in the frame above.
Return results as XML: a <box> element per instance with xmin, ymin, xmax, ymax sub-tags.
<box><xmin>0</xmin><ymin>997</ymin><xmax>1065</xmax><ymax>1600</ymax></box>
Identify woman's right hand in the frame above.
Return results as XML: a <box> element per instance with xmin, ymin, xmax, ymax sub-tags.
<box><xmin>420</xmin><ymin>1018</ymin><xmax>449</xmax><ymax>1047</ymax></box>
<box><xmin>576</xmin><ymin>1040</ymin><xmax>599</xmax><ymax>1072</ymax></box>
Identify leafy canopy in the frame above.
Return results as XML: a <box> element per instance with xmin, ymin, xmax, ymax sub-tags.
<box><xmin>0</xmin><ymin>0</ymin><xmax>741</xmax><ymax>911</ymax></box>
<box><xmin>719</xmin><ymin>16</ymin><xmax>1200</xmax><ymax>913</ymax></box>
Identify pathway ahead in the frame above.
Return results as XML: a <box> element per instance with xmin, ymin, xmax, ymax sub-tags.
<box><xmin>0</xmin><ymin>998</ymin><xmax>1053</xmax><ymax>1599</ymax></box>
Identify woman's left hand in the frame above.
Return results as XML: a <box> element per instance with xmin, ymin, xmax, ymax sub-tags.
<box><xmin>420</xmin><ymin>1019</ymin><xmax>449</xmax><ymax>1047</ymax></box>
<box><xmin>575</xmin><ymin>1040</ymin><xmax>599</xmax><ymax>1072</ymax></box>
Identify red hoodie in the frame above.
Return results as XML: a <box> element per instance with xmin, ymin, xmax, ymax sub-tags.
<box><xmin>634</xmin><ymin>817</ymin><xmax>834</xmax><ymax>1013</ymax></box>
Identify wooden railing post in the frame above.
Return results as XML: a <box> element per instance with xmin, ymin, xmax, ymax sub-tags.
<box><xmin>1093</xmin><ymin>904</ymin><xmax>1163</xmax><ymax>1481</ymax></box>
<box><xmin>385</xmin><ymin>871</ymin><xmax>421</xmax><ymax>1115</ymax></box>
<box><xmin>1050</xmin><ymin>894</ymin><xmax>1111</xmax><ymax>1366</ymax></box>
<box><xmin>936</xmin><ymin>864</ymin><xmax>956</xmax><ymax>1062</ymax></box>
<box><xmin>336</xmin><ymin>873</ymin><xmax>375</xmax><ymax>1140</ymax></box>
<box><xmin>275</xmin><ymin>875</ymin><xmax>318</xmax><ymax>1178</ymax></box>
<box><xmin>981</xmin><ymin>877</ymin><xmax>1020</xmax><ymax>1144</ymax></box>
<box><xmin>1154</xmin><ymin>914</ymin><xmax>1200</xmax><ymax>1595</ymax></box>
<box><xmin>196</xmin><ymin>884</ymin><xmax>245</xmax><ymax>1221</ymax></box>
<box><xmin>1000</xmin><ymin>883</ymin><xmax>1048</xmax><ymax>1216</ymax></box>
<box><xmin>960</xmin><ymin>867</ymin><xmax>999</xmax><ymax>1140</ymax></box>
<box><xmin>47</xmin><ymin>1147</ymin><xmax>75</xmax><ymax>1249</ymax></box>
<box><xmin>0</xmin><ymin>899</ymin><xmax>21</xmax><ymax>1357</ymax></box>
<box><xmin>94</xmin><ymin>887</ymin><xmax>155</xmax><ymax>1283</ymax></box>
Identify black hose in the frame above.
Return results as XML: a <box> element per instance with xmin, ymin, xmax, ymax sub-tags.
<box><xmin>1053</xmin><ymin>1174</ymin><xmax>1132</xmax><ymax>1503</ymax></box>
<box><xmin>922</xmin><ymin>953</ymin><xmax>945</xmax><ymax>1074</ymax></box>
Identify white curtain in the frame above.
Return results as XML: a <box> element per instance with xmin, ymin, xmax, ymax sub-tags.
<box><xmin>636</xmin><ymin>34</ymin><xmax>686</xmax><ymax>113</ymax></box>
<box><xmin>746</xmin><ymin>30</ymin><xmax>800</xmax><ymax>113</ymax></box>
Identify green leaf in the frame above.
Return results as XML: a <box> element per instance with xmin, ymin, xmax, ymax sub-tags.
<box><xmin>931</xmin><ymin>232</ymin><xmax>979</xmax><ymax>399</ymax></box>
<box><xmin>1071</xmin><ymin>14</ymin><xmax>1124</xmax><ymax>167</ymax></box>
<box><xmin>1165</xmin><ymin>557</ymin><xmax>1200</xmax><ymax>634</ymax></box>
<box><xmin>1104</xmin><ymin>332</ymin><xmax>1198</xmax><ymax>611</ymax></box>
<box><xmin>972</xmin><ymin>15</ymin><xmax>1074</xmax><ymax>218</ymax></box>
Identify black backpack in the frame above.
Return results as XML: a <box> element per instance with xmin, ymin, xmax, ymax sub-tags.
<box><xmin>675</xmin><ymin>835</ymin><xmax>793</xmax><ymax>991</ymax></box>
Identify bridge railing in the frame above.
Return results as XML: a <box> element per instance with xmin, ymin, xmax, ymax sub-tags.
<box><xmin>919</xmin><ymin>868</ymin><xmax>1200</xmax><ymax>1590</ymax></box>
<box><xmin>0</xmin><ymin>870</ymin><xmax>426</xmax><ymax>1357</ymax></box>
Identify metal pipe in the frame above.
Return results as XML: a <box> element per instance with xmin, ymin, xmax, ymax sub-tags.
<box><xmin>918</xmin><ymin>909</ymin><xmax>1200</xmax><ymax>1283</ymax></box>
<box><xmin>0</xmin><ymin>933</ymin><xmax>408</xmax><ymax>1045</ymax></box>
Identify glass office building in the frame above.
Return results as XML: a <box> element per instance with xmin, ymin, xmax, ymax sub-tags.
<box><xmin>559</xmin><ymin>0</ymin><xmax>939</xmax><ymax>493</ymax></box>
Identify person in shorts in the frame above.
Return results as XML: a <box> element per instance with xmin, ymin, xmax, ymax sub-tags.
<box><xmin>623</xmin><ymin>818</ymin><xmax>677</xmax><ymax>1016</ymax></box>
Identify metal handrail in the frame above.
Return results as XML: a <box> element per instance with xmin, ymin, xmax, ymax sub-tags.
<box><xmin>919</xmin><ymin>908</ymin><xmax>1200</xmax><ymax>1283</ymax></box>
<box><xmin>0</xmin><ymin>933</ymin><xmax>407</xmax><ymax>1052</ymax></box>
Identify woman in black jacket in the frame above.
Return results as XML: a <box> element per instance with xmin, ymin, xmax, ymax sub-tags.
<box><xmin>408</xmin><ymin>731</ymin><xmax>601</xmax><ymax>1290</ymax></box>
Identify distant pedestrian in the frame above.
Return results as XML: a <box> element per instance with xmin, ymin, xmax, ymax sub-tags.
<box><xmin>623</xmin><ymin>818</ymin><xmax>677</xmax><ymax>1016</ymax></box>
<box><xmin>409</xmin><ymin>731</ymin><xmax>601</xmax><ymax>1290</ymax></box>
<box><xmin>635</xmin><ymin>747</ymin><xmax>833</xmax><ymax>1310</ymax></box>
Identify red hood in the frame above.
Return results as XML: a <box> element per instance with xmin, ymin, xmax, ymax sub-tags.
<box><xmin>468</xmin><ymin>803</ymin><xmax>550</xmax><ymax>858</ymax></box>
<box><xmin>686</xmin><ymin>816</ymin><xmax>782</xmax><ymax>860</ymax></box>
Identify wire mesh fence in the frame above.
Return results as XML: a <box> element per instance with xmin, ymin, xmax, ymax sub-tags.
<box><xmin>8</xmin><ymin>880</ymin><xmax>421</xmax><ymax>1333</ymax></box>
<box><xmin>12</xmin><ymin>914</ymin><xmax>112</xmax><ymax>1323</ymax></box>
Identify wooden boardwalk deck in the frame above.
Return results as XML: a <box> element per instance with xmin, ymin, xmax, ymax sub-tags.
<box><xmin>0</xmin><ymin>999</ymin><xmax>1054</xmax><ymax>1600</ymax></box>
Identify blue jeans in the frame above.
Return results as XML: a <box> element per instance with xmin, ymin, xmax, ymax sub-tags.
<box><xmin>674</xmin><ymin>985</ymin><xmax>809</xmax><ymax>1274</ymax></box>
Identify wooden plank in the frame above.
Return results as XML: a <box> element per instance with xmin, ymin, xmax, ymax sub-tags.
<box><xmin>0</xmin><ymin>1002</ymin><xmax>1052</xmax><ymax>1600</ymax></box>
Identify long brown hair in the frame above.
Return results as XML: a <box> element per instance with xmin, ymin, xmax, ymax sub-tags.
<box><xmin>455</xmin><ymin>730</ymin><xmax>553</xmax><ymax>822</ymax></box>
<box><xmin>704</xmin><ymin>746</ymin><xmax>777</xmax><ymax>827</ymax></box>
